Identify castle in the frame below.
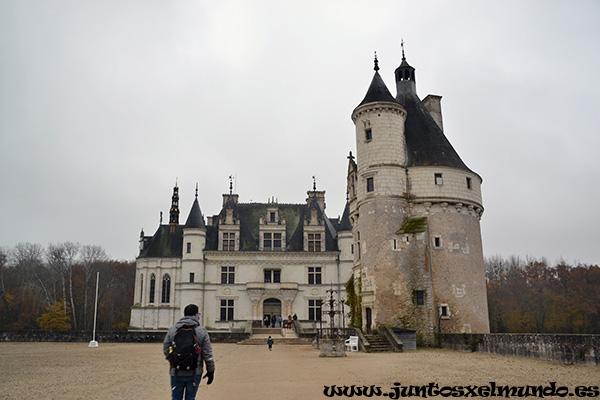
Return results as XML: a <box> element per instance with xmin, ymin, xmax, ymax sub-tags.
<box><xmin>129</xmin><ymin>48</ymin><xmax>490</xmax><ymax>343</ymax></box>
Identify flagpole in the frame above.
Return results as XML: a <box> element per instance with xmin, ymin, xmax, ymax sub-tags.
<box><xmin>88</xmin><ymin>271</ymin><xmax>99</xmax><ymax>347</ymax></box>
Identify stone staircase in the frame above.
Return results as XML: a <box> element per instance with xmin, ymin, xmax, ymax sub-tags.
<box><xmin>364</xmin><ymin>334</ymin><xmax>394</xmax><ymax>352</ymax></box>
<box><xmin>238</xmin><ymin>328</ymin><xmax>313</xmax><ymax>346</ymax></box>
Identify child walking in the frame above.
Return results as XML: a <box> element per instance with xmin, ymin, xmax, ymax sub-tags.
<box><xmin>267</xmin><ymin>336</ymin><xmax>274</xmax><ymax>351</ymax></box>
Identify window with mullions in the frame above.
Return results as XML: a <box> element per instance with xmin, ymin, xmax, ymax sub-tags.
<box><xmin>308</xmin><ymin>299</ymin><xmax>322</xmax><ymax>321</ymax></box>
<box><xmin>220</xmin><ymin>299</ymin><xmax>234</xmax><ymax>321</ymax></box>
<box><xmin>222</xmin><ymin>232</ymin><xmax>235</xmax><ymax>251</ymax></box>
<box><xmin>307</xmin><ymin>233</ymin><xmax>321</xmax><ymax>252</ymax></box>
<box><xmin>149</xmin><ymin>274</ymin><xmax>156</xmax><ymax>303</ymax></box>
<box><xmin>308</xmin><ymin>266</ymin><xmax>322</xmax><ymax>285</ymax></box>
<box><xmin>221</xmin><ymin>266</ymin><xmax>235</xmax><ymax>284</ymax></box>
<box><xmin>415</xmin><ymin>290</ymin><xmax>424</xmax><ymax>306</ymax></box>
<box><xmin>263</xmin><ymin>232</ymin><xmax>282</xmax><ymax>251</ymax></box>
<box><xmin>161</xmin><ymin>274</ymin><xmax>171</xmax><ymax>303</ymax></box>
<box><xmin>264</xmin><ymin>269</ymin><xmax>281</xmax><ymax>283</ymax></box>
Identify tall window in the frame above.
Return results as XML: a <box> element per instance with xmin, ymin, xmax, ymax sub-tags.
<box><xmin>365</xmin><ymin>128</ymin><xmax>372</xmax><ymax>141</ymax></box>
<box><xmin>264</xmin><ymin>233</ymin><xmax>282</xmax><ymax>251</ymax></box>
<box><xmin>222</xmin><ymin>232</ymin><xmax>235</xmax><ymax>251</ymax></box>
<box><xmin>415</xmin><ymin>290</ymin><xmax>424</xmax><ymax>306</ymax></box>
<box><xmin>186</xmin><ymin>242</ymin><xmax>191</xmax><ymax>253</ymax></box>
<box><xmin>269</xmin><ymin>212</ymin><xmax>276</xmax><ymax>223</ymax></box>
<box><xmin>139</xmin><ymin>274</ymin><xmax>144</xmax><ymax>303</ymax></box>
<box><xmin>189</xmin><ymin>272</ymin><xmax>195</xmax><ymax>283</ymax></box>
<box><xmin>308</xmin><ymin>267</ymin><xmax>322</xmax><ymax>285</ymax></box>
<box><xmin>161</xmin><ymin>274</ymin><xmax>171</xmax><ymax>303</ymax></box>
<box><xmin>308</xmin><ymin>233</ymin><xmax>321</xmax><ymax>252</ymax></box>
<box><xmin>264</xmin><ymin>269</ymin><xmax>281</xmax><ymax>283</ymax></box>
<box><xmin>221</xmin><ymin>266</ymin><xmax>235</xmax><ymax>284</ymax></box>
<box><xmin>434</xmin><ymin>173</ymin><xmax>443</xmax><ymax>185</ymax></box>
<box><xmin>149</xmin><ymin>274</ymin><xmax>156</xmax><ymax>303</ymax></box>
<box><xmin>466</xmin><ymin>177</ymin><xmax>472</xmax><ymax>189</ymax></box>
<box><xmin>366</xmin><ymin>177</ymin><xmax>374</xmax><ymax>192</ymax></box>
<box><xmin>308</xmin><ymin>299</ymin><xmax>322</xmax><ymax>321</ymax></box>
<box><xmin>220</xmin><ymin>299</ymin><xmax>234</xmax><ymax>321</ymax></box>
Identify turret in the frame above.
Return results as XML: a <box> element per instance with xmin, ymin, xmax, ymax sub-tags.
<box><xmin>169</xmin><ymin>183</ymin><xmax>180</xmax><ymax>233</ymax></box>
<box><xmin>351</xmin><ymin>53</ymin><xmax>407</xmax><ymax>201</ymax></box>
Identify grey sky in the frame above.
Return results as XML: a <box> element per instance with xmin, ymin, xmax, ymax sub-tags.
<box><xmin>1</xmin><ymin>1</ymin><xmax>599</xmax><ymax>265</ymax></box>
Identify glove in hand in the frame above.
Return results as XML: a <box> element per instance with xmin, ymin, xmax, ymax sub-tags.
<box><xmin>203</xmin><ymin>371</ymin><xmax>214</xmax><ymax>385</ymax></box>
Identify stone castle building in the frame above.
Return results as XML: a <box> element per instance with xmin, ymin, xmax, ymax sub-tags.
<box><xmin>129</xmin><ymin>48</ymin><xmax>490</xmax><ymax>343</ymax></box>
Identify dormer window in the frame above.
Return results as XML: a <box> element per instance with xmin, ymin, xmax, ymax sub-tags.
<box><xmin>263</xmin><ymin>232</ymin><xmax>283</xmax><ymax>251</ymax></box>
<box><xmin>308</xmin><ymin>233</ymin><xmax>321</xmax><ymax>252</ymax></box>
<box><xmin>270</xmin><ymin>212</ymin><xmax>276</xmax><ymax>223</ymax></box>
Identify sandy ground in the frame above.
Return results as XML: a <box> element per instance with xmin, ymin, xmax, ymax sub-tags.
<box><xmin>0</xmin><ymin>342</ymin><xmax>597</xmax><ymax>400</ymax></box>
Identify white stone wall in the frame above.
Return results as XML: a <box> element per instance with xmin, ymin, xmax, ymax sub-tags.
<box><xmin>408</xmin><ymin>166</ymin><xmax>483</xmax><ymax>208</ymax></box>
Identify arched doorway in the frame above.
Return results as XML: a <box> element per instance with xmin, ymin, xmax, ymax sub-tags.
<box><xmin>263</xmin><ymin>298</ymin><xmax>282</xmax><ymax>327</ymax></box>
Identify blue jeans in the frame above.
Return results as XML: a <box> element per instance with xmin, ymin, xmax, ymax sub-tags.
<box><xmin>171</xmin><ymin>375</ymin><xmax>202</xmax><ymax>400</ymax></box>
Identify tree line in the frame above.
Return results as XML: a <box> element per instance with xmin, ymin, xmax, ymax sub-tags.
<box><xmin>0</xmin><ymin>242</ymin><xmax>134</xmax><ymax>331</ymax></box>
<box><xmin>1</xmin><ymin>242</ymin><xmax>598</xmax><ymax>334</ymax></box>
<box><xmin>485</xmin><ymin>255</ymin><xmax>600</xmax><ymax>333</ymax></box>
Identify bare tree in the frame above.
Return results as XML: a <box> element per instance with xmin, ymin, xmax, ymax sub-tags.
<box><xmin>46</xmin><ymin>242</ymin><xmax>80</xmax><ymax>329</ymax></box>
<box><xmin>12</xmin><ymin>243</ymin><xmax>52</xmax><ymax>306</ymax></box>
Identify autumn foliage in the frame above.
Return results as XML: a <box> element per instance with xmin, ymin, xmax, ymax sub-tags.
<box><xmin>0</xmin><ymin>243</ymin><xmax>134</xmax><ymax>331</ymax></box>
<box><xmin>485</xmin><ymin>255</ymin><xmax>600</xmax><ymax>333</ymax></box>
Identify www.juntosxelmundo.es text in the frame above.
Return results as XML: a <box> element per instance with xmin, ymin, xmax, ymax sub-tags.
<box><xmin>323</xmin><ymin>382</ymin><xmax>599</xmax><ymax>398</ymax></box>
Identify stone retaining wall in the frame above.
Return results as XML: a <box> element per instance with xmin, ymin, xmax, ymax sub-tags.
<box><xmin>0</xmin><ymin>330</ymin><xmax>250</xmax><ymax>344</ymax></box>
<box><xmin>439</xmin><ymin>333</ymin><xmax>600</xmax><ymax>366</ymax></box>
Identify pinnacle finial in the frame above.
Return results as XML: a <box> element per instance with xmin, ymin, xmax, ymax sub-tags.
<box><xmin>312</xmin><ymin>175</ymin><xmax>317</xmax><ymax>191</ymax></box>
<box><xmin>195</xmin><ymin>182</ymin><xmax>198</xmax><ymax>199</ymax></box>
<box><xmin>401</xmin><ymin>39</ymin><xmax>406</xmax><ymax>61</ymax></box>
<box><xmin>374</xmin><ymin>51</ymin><xmax>379</xmax><ymax>72</ymax></box>
<box><xmin>228</xmin><ymin>175</ymin><xmax>233</xmax><ymax>196</ymax></box>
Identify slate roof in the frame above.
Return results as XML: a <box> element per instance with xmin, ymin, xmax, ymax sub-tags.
<box><xmin>356</xmin><ymin>56</ymin><xmax>472</xmax><ymax>172</ymax></box>
<box><xmin>139</xmin><ymin>225</ymin><xmax>184</xmax><ymax>258</ymax></box>
<box><xmin>398</xmin><ymin>91</ymin><xmax>470</xmax><ymax>171</ymax></box>
<box><xmin>355</xmin><ymin>71</ymin><xmax>397</xmax><ymax>109</ymax></box>
<box><xmin>185</xmin><ymin>197</ymin><xmax>205</xmax><ymax>228</ymax></box>
<box><xmin>140</xmin><ymin>197</ymin><xmax>345</xmax><ymax>258</ymax></box>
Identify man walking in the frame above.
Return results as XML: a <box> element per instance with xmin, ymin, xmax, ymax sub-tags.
<box><xmin>163</xmin><ymin>304</ymin><xmax>215</xmax><ymax>400</ymax></box>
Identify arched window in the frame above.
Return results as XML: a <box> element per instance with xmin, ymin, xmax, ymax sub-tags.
<box><xmin>149</xmin><ymin>274</ymin><xmax>156</xmax><ymax>303</ymax></box>
<box><xmin>161</xmin><ymin>274</ymin><xmax>171</xmax><ymax>303</ymax></box>
<box><xmin>139</xmin><ymin>274</ymin><xmax>144</xmax><ymax>303</ymax></box>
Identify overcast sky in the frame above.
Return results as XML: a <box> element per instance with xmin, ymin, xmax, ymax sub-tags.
<box><xmin>1</xmin><ymin>1</ymin><xmax>599</xmax><ymax>265</ymax></box>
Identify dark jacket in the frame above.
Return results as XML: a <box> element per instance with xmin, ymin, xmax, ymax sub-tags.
<box><xmin>163</xmin><ymin>315</ymin><xmax>215</xmax><ymax>376</ymax></box>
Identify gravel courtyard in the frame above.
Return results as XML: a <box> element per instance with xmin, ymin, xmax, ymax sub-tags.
<box><xmin>0</xmin><ymin>342</ymin><xmax>597</xmax><ymax>400</ymax></box>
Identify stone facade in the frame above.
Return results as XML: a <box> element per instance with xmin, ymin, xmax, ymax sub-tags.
<box><xmin>346</xmin><ymin>50</ymin><xmax>489</xmax><ymax>344</ymax></box>
<box><xmin>130</xmin><ymin>190</ymin><xmax>354</xmax><ymax>331</ymax></box>
<box><xmin>129</xmin><ymin>49</ymin><xmax>490</xmax><ymax>344</ymax></box>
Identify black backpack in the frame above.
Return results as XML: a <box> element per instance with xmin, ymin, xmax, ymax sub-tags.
<box><xmin>169</xmin><ymin>325</ymin><xmax>199</xmax><ymax>371</ymax></box>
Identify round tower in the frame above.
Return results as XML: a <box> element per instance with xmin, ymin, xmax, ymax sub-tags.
<box><xmin>349</xmin><ymin>55</ymin><xmax>411</xmax><ymax>334</ymax></box>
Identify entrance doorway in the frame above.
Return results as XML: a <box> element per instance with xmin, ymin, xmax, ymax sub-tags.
<box><xmin>263</xmin><ymin>298</ymin><xmax>282</xmax><ymax>327</ymax></box>
<box><xmin>366</xmin><ymin>307</ymin><xmax>372</xmax><ymax>334</ymax></box>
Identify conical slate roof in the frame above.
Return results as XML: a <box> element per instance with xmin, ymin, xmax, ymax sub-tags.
<box><xmin>338</xmin><ymin>202</ymin><xmax>352</xmax><ymax>231</ymax></box>
<box><xmin>185</xmin><ymin>197</ymin><xmax>205</xmax><ymax>229</ymax></box>
<box><xmin>398</xmin><ymin>91</ymin><xmax>470</xmax><ymax>170</ymax></box>
<box><xmin>355</xmin><ymin>71</ymin><xmax>397</xmax><ymax>109</ymax></box>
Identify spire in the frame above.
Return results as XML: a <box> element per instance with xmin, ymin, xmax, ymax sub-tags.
<box><xmin>169</xmin><ymin>182</ymin><xmax>180</xmax><ymax>232</ymax></box>
<box><xmin>395</xmin><ymin>40</ymin><xmax>417</xmax><ymax>100</ymax></box>
<box><xmin>338</xmin><ymin>201</ymin><xmax>353</xmax><ymax>232</ymax></box>
<box><xmin>374</xmin><ymin>51</ymin><xmax>379</xmax><ymax>71</ymax></box>
<box><xmin>355</xmin><ymin>53</ymin><xmax>396</xmax><ymax>109</ymax></box>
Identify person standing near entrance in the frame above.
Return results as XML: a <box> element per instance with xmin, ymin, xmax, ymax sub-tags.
<box><xmin>163</xmin><ymin>304</ymin><xmax>215</xmax><ymax>400</ymax></box>
<box><xmin>264</xmin><ymin>315</ymin><xmax>270</xmax><ymax>328</ymax></box>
